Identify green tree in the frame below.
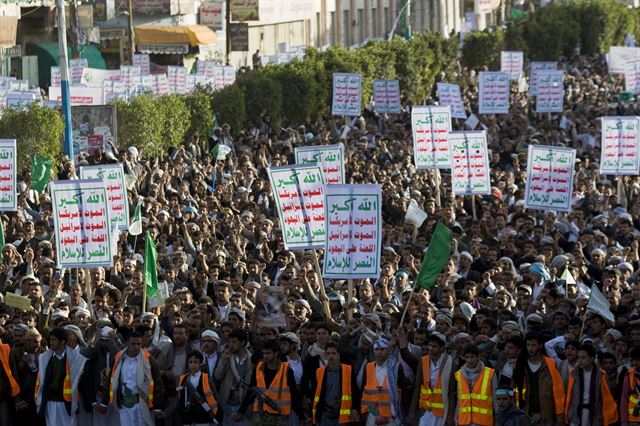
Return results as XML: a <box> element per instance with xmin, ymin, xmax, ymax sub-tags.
<box><xmin>156</xmin><ymin>94</ymin><xmax>190</xmax><ymax>149</ymax></box>
<box><xmin>236</xmin><ymin>69</ymin><xmax>283</xmax><ymax>127</ymax></box>
<box><xmin>211</xmin><ymin>84</ymin><xmax>246</xmax><ymax>134</ymax></box>
<box><xmin>113</xmin><ymin>96</ymin><xmax>164</xmax><ymax>158</ymax></box>
<box><xmin>0</xmin><ymin>103</ymin><xmax>64</xmax><ymax>172</ymax></box>
<box><xmin>462</xmin><ymin>29</ymin><xmax>505</xmax><ymax>70</ymax></box>
<box><xmin>184</xmin><ymin>91</ymin><xmax>214</xmax><ymax>140</ymax></box>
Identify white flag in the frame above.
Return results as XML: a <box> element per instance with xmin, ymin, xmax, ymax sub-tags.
<box><xmin>129</xmin><ymin>202</ymin><xmax>142</xmax><ymax>236</ymax></box>
<box><xmin>586</xmin><ymin>284</ymin><xmax>615</xmax><ymax>325</ymax></box>
<box><xmin>405</xmin><ymin>199</ymin><xmax>428</xmax><ymax>228</ymax></box>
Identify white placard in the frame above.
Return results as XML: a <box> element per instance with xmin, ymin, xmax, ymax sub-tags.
<box><xmin>524</xmin><ymin>145</ymin><xmax>576</xmax><ymax>212</ymax></box>
<box><xmin>608</xmin><ymin>46</ymin><xmax>640</xmax><ymax>74</ymax></box>
<box><xmin>79</xmin><ymin>164</ymin><xmax>130</xmax><ymax>231</ymax></box>
<box><xmin>133</xmin><ymin>54</ymin><xmax>151</xmax><ymax>76</ymax></box>
<box><xmin>600</xmin><ymin>116</ymin><xmax>640</xmax><ymax>175</ymax></box>
<box><xmin>373</xmin><ymin>79</ymin><xmax>401</xmax><ymax>114</ymax></box>
<box><xmin>0</xmin><ymin>139</ymin><xmax>17</xmax><ymax>211</ymax></box>
<box><xmin>479</xmin><ymin>72</ymin><xmax>510</xmax><ymax>115</ymax></box>
<box><xmin>294</xmin><ymin>144</ymin><xmax>345</xmax><ymax>184</ymax></box>
<box><xmin>437</xmin><ymin>83</ymin><xmax>466</xmax><ymax>119</ymax></box>
<box><xmin>530</xmin><ymin>62</ymin><xmax>556</xmax><ymax>96</ymax></box>
<box><xmin>411</xmin><ymin>105</ymin><xmax>452</xmax><ymax>169</ymax></box>
<box><xmin>449</xmin><ymin>131</ymin><xmax>491</xmax><ymax>195</ymax></box>
<box><xmin>500</xmin><ymin>51</ymin><xmax>524</xmax><ymax>81</ymax></box>
<box><xmin>536</xmin><ymin>70</ymin><xmax>564</xmax><ymax>113</ymax></box>
<box><xmin>332</xmin><ymin>73</ymin><xmax>362</xmax><ymax>116</ymax></box>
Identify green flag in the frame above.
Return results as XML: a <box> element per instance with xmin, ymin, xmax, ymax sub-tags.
<box><xmin>210</xmin><ymin>143</ymin><xmax>232</xmax><ymax>160</ymax></box>
<box><xmin>129</xmin><ymin>203</ymin><xmax>142</xmax><ymax>236</ymax></box>
<box><xmin>31</xmin><ymin>155</ymin><xmax>53</xmax><ymax>192</ymax></box>
<box><xmin>511</xmin><ymin>8</ymin><xmax>526</xmax><ymax>20</ymax></box>
<box><xmin>415</xmin><ymin>222</ymin><xmax>453</xmax><ymax>290</ymax></box>
<box><xmin>144</xmin><ymin>231</ymin><xmax>158</xmax><ymax>298</ymax></box>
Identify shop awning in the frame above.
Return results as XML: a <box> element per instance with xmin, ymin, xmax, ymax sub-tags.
<box><xmin>134</xmin><ymin>25</ymin><xmax>216</xmax><ymax>47</ymax></box>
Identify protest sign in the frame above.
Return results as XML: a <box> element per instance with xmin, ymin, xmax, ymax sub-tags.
<box><xmin>373</xmin><ymin>79</ymin><xmax>401</xmax><ymax>114</ymax></box>
<box><xmin>0</xmin><ymin>139</ymin><xmax>16</xmax><ymax>211</ymax></box>
<box><xmin>437</xmin><ymin>83</ymin><xmax>466</xmax><ymax>119</ymax></box>
<box><xmin>535</xmin><ymin>70</ymin><xmax>564</xmax><ymax>113</ymax></box>
<box><xmin>501</xmin><ymin>51</ymin><xmax>524</xmax><ymax>81</ymax></box>
<box><xmin>465</xmin><ymin>113</ymin><xmax>480</xmax><ymax>130</ymax></box>
<box><xmin>625</xmin><ymin>61</ymin><xmax>640</xmax><ymax>94</ymax></box>
<box><xmin>253</xmin><ymin>287</ymin><xmax>287</xmax><ymax>328</ymax></box>
<box><xmin>600</xmin><ymin>116</ymin><xmax>640</xmax><ymax>175</ymax></box>
<box><xmin>268</xmin><ymin>165</ymin><xmax>326</xmax><ymax>249</ymax></box>
<box><xmin>133</xmin><ymin>54</ymin><xmax>151</xmax><ymax>76</ymax></box>
<box><xmin>524</xmin><ymin>145</ymin><xmax>576</xmax><ymax>212</ymax></box>
<box><xmin>332</xmin><ymin>73</ymin><xmax>362</xmax><ymax>116</ymax></box>
<box><xmin>51</xmin><ymin>67</ymin><xmax>61</xmax><ymax>87</ymax></box>
<box><xmin>147</xmin><ymin>282</ymin><xmax>169</xmax><ymax>309</ymax></box>
<box><xmin>449</xmin><ymin>131</ymin><xmax>491</xmax><ymax>195</ymax></box>
<box><xmin>168</xmin><ymin>66</ymin><xmax>187</xmax><ymax>94</ymax></box>
<box><xmin>323</xmin><ymin>184</ymin><xmax>382</xmax><ymax>279</ymax></box>
<box><xmin>478</xmin><ymin>72</ymin><xmax>510</xmax><ymax>114</ymax></box>
<box><xmin>405</xmin><ymin>199</ymin><xmax>428</xmax><ymax>227</ymax></box>
<box><xmin>48</xmin><ymin>86</ymin><xmax>104</xmax><ymax>106</ymax></box>
<box><xmin>608</xmin><ymin>46</ymin><xmax>640</xmax><ymax>74</ymax></box>
<box><xmin>294</xmin><ymin>144</ymin><xmax>345</xmax><ymax>184</ymax></box>
<box><xmin>411</xmin><ymin>105</ymin><xmax>452</xmax><ymax>169</ymax></box>
<box><xmin>80</xmin><ymin>68</ymin><xmax>120</xmax><ymax>88</ymax></box>
<box><xmin>4</xmin><ymin>292</ymin><xmax>32</xmax><ymax>311</ymax></box>
<box><xmin>530</xmin><ymin>61</ymin><xmax>557</xmax><ymax>96</ymax></box>
<box><xmin>79</xmin><ymin>164</ymin><xmax>129</xmax><ymax>230</ymax></box>
<box><xmin>70</xmin><ymin>58</ymin><xmax>88</xmax><ymax>85</ymax></box>
<box><xmin>50</xmin><ymin>180</ymin><xmax>112</xmax><ymax>268</ymax></box>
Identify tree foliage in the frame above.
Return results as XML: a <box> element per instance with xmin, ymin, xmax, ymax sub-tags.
<box><xmin>0</xmin><ymin>103</ymin><xmax>64</xmax><ymax>173</ymax></box>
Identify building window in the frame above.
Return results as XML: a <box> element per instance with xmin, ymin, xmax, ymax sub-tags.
<box><xmin>357</xmin><ymin>9</ymin><xmax>364</xmax><ymax>43</ymax></box>
<box><xmin>330</xmin><ymin>11</ymin><xmax>336</xmax><ymax>45</ymax></box>
<box><xmin>372</xmin><ymin>8</ymin><xmax>377</xmax><ymax>38</ymax></box>
<box><xmin>343</xmin><ymin>9</ymin><xmax>350</xmax><ymax>46</ymax></box>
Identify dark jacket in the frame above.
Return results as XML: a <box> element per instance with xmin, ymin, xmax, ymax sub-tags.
<box><xmin>495</xmin><ymin>404</ymin><xmax>531</xmax><ymax>426</ymax></box>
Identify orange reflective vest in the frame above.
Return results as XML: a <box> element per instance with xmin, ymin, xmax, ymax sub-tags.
<box><xmin>312</xmin><ymin>364</ymin><xmax>352</xmax><ymax>424</ymax></box>
<box><xmin>254</xmin><ymin>361</ymin><xmax>291</xmax><ymax>415</ymax></box>
<box><xmin>0</xmin><ymin>344</ymin><xmax>19</xmax><ymax>397</ymax></box>
<box><xmin>34</xmin><ymin>353</ymin><xmax>71</xmax><ymax>402</ymax></box>
<box><xmin>419</xmin><ymin>355</ymin><xmax>444</xmax><ymax>416</ymax></box>
<box><xmin>360</xmin><ymin>361</ymin><xmax>394</xmax><ymax>418</ymax></box>
<box><xmin>109</xmin><ymin>350</ymin><xmax>155</xmax><ymax>407</ymax></box>
<box><xmin>565</xmin><ymin>367</ymin><xmax>617</xmax><ymax>425</ymax></box>
<box><xmin>178</xmin><ymin>373</ymin><xmax>219</xmax><ymax>415</ymax></box>
<box><xmin>515</xmin><ymin>356</ymin><xmax>565</xmax><ymax>416</ymax></box>
<box><xmin>455</xmin><ymin>366</ymin><xmax>494</xmax><ymax>426</ymax></box>
<box><xmin>627</xmin><ymin>368</ymin><xmax>640</xmax><ymax>422</ymax></box>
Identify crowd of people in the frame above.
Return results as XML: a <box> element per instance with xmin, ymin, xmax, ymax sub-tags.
<box><xmin>0</xmin><ymin>52</ymin><xmax>637</xmax><ymax>426</ymax></box>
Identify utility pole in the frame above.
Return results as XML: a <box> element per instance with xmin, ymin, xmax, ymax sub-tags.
<box><xmin>127</xmin><ymin>0</ymin><xmax>135</xmax><ymax>64</ymax></box>
<box><xmin>225</xmin><ymin>0</ymin><xmax>231</xmax><ymax>65</ymax></box>
<box><xmin>55</xmin><ymin>0</ymin><xmax>74</xmax><ymax>159</ymax></box>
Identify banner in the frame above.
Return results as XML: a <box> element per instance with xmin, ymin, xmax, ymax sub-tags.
<box><xmin>412</xmin><ymin>105</ymin><xmax>452</xmax><ymax>169</ymax></box>
<box><xmin>200</xmin><ymin>0</ymin><xmax>225</xmax><ymax>30</ymax></box>
<box><xmin>530</xmin><ymin>62</ymin><xmax>557</xmax><ymax>96</ymax></box>
<box><xmin>535</xmin><ymin>70</ymin><xmax>564</xmax><ymax>113</ymax></box>
<box><xmin>80</xmin><ymin>68</ymin><xmax>120</xmax><ymax>87</ymax></box>
<box><xmin>70</xmin><ymin>58</ymin><xmax>88</xmax><ymax>85</ymax></box>
<box><xmin>79</xmin><ymin>164</ymin><xmax>129</xmax><ymax>230</ymax></box>
<box><xmin>608</xmin><ymin>46</ymin><xmax>640</xmax><ymax>74</ymax></box>
<box><xmin>323</xmin><ymin>184</ymin><xmax>382</xmax><ymax>279</ymax></box>
<box><xmin>373</xmin><ymin>79</ymin><xmax>401</xmax><ymax>114</ymax></box>
<box><xmin>133</xmin><ymin>54</ymin><xmax>151</xmax><ymax>76</ymax></box>
<box><xmin>294</xmin><ymin>144</ymin><xmax>345</xmax><ymax>184</ymax></box>
<box><xmin>478</xmin><ymin>71</ymin><xmax>509</xmax><ymax>115</ymax></box>
<box><xmin>500</xmin><ymin>51</ymin><xmax>524</xmax><ymax>81</ymax></box>
<box><xmin>0</xmin><ymin>139</ymin><xmax>16</xmax><ymax>211</ymax></box>
<box><xmin>230</xmin><ymin>0</ymin><xmax>259</xmax><ymax>21</ymax></box>
<box><xmin>50</xmin><ymin>180</ymin><xmax>112</xmax><ymax>268</ymax></box>
<box><xmin>437</xmin><ymin>83</ymin><xmax>466</xmax><ymax>119</ymax></box>
<box><xmin>600</xmin><ymin>116</ymin><xmax>640</xmax><ymax>175</ymax></box>
<box><xmin>625</xmin><ymin>61</ymin><xmax>640</xmax><ymax>94</ymax></box>
<box><xmin>71</xmin><ymin>105</ymin><xmax>117</xmax><ymax>156</ymax></box>
<box><xmin>524</xmin><ymin>145</ymin><xmax>576</xmax><ymax>212</ymax></box>
<box><xmin>48</xmin><ymin>86</ymin><xmax>104</xmax><ymax>106</ymax></box>
<box><xmin>332</xmin><ymin>73</ymin><xmax>362</xmax><ymax>117</ymax></box>
<box><xmin>268</xmin><ymin>165</ymin><xmax>326</xmax><ymax>249</ymax></box>
<box><xmin>449</xmin><ymin>131</ymin><xmax>491</xmax><ymax>195</ymax></box>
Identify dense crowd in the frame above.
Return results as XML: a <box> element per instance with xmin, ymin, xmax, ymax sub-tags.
<box><xmin>0</xmin><ymin>53</ymin><xmax>637</xmax><ymax>426</ymax></box>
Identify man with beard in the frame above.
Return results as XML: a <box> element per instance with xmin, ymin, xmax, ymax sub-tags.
<box><xmin>93</xmin><ymin>326</ymin><xmax>121</xmax><ymax>426</ymax></box>
<box><xmin>12</xmin><ymin>328</ymin><xmax>42</xmax><ymax>425</ymax></box>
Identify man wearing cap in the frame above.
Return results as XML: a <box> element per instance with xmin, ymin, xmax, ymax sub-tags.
<box><xmin>201</xmin><ymin>330</ymin><xmax>221</xmax><ymax>383</ymax></box>
<box><xmin>312</xmin><ymin>341</ymin><xmax>359</xmax><ymax>425</ymax></box>
<box><xmin>36</xmin><ymin>327</ymin><xmax>87</xmax><ymax>426</ymax></box>
<box><xmin>495</xmin><ymin>386</ymin><xmax>529</xmax><ymax>426</ymax></box>
<box><xmin>359</xmin><ymin>336</ymin><xmax>406</xmax><ymax>425</ymax></box>
<box><xmin>410</xmin><ymin>332</ymin><xmax>455</xmax><ymax>426</ymax></box>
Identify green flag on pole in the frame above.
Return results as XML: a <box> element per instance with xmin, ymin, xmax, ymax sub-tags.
<box><xmin>31</xmin><ymin>155</ymin><xmax>53</xmax><ymax>192</ymax></box>
<box><xmin>415</xmin><ymin>222</ymin><xmax>453</xmax><ymax>290</ymax></box>
<box><xmin>144</xmin><ymin>231</ymin><xmax>158</xmax><ymax>298</ymax></box>
<box><xmin>129</xmin><ymin>203</ymin><xmax>142</xmax><ymax>236</ymax></box>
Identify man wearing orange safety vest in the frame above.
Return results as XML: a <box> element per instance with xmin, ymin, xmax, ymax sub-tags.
<box><xmin>35</xmin><ymin>327</ymin><xmax>87</xmax><ymax>426</ymax></box>
<box><xmin>312</xmin><ymin>341</ymin><xmax>359</xmax><ymax>425</ymax></box>
<box><xmin>564</xmin><ymin>343</ymin><xmax>617</xmax><ymax>426</ymax></box>
<box><xmin>177</xmin><ymin>350</ymin><xmax>222</xmax><ymax>425</ymax></box>
<box><xmin>237</xmin><ymin>339</ymin><xmax>307</xmax><ymax>425</ymax></box>
<box><xmin>0</xmin><ymin>336</ymin><xmax>20</xmax><ymax>425</ymax></box>
<box><xmin>512</xmin><ymin>332</ymin><xmax>565</xmax><ymax>426</ymax></box>
<box><xmin>409</xmin><ymin>331</ymin><xmax>455</xmax><ymax>426</ymax></box>
<box><xmin>108</xmin><ymin>330</ymin><xmax>161</xmax><ymax>426</ymax></box>
<box><xmin>454</xmin><ymin>343</ymin><xmax>497</xmax><ymax>426</ymax></box>
<box><xmin>620</xmin><ymin>345</ymin><xmax>640</xmax><ymax>425</ymax></box>
<box><xmin>360</xmin><ymin>336</ymin><xmax>406</xmax><ymax>426</ymax></box>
